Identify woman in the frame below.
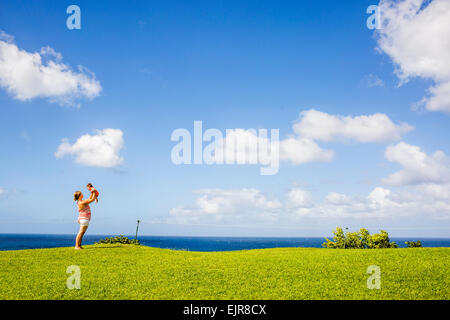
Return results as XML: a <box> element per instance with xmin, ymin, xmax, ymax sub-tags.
<box><xmin>73</xmin><ymin>191</ymin><xmax>96</xmax><ymax>250</ymax></box>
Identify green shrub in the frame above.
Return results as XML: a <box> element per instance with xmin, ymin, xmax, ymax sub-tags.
<box><xmin>94</xmin><ymin>235</ymin><xmax>140</xmax><ymax>245</ymax></box>
<box><xmin>405</xmin><ymin>240</ymin><xmax>422</xmax><ymax>248</ymax></box>
<box><xmin>323</xmin><ymin>227</ymin><xmax>397</xmax><ymax>249</ymax></box>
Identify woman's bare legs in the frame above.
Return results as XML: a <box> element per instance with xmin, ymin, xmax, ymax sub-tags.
<box><xmin>75</xmin><ymin>225</ymin><xmax>88</xmax><ymax>249</ymax></box>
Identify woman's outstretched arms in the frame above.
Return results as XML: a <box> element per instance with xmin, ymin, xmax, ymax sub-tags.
<box><xmin>80</xmin><ymin>192</ymin><xmax>96</xmax><ymax>205</ymax></box>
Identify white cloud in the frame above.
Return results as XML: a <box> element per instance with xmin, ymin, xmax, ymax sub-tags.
<box><xmin>212</xmin><ymin>129</ymin><xmax>275</xmax><ymax>164</ymax></box>
<box><xmin>169</xmin><ymin>184</ymin><xmax>450</xmax><ymax>225</ymax></box>
<box><xmin>293</xmin><ymin>109</ymin><xmax>413</xmax><ymax>143</ymax></box>
<box><xmin>55</xmin><ymin>129</ymin><xmax>124</xmax><ymax>168</ymax></box>
<box><xmin>289</xmin><ymin>187</ymin><xmax>402</xmax><ymax>219</ymax></box>
<box><xmin>280</xmin><ymin>109</ymin><xmax>411</xmax><ymax>165</ymax></box>
<box><xmin>383</xmin><ymin>142</ymin><xmax>450</xmax><ymax>185</ymax></box>
<box><xmin>0</xmin><ymin>30</ymin><xmax>101</xmax><ymax>106</ymax></box>
<box><xmin>0</xmin><ymin>30</ymin><xmax>14</xmax><ymax>43</ymax></box>
<box><xmin>422</xmin><ymin>81</ymin><xmax>450</xmax><ymax>112</ymax></box>
<box><xmin>280</xmin><ymin>137</ymin><xmax>334</xmax><ymax>164</ymax></box>
<box><xmin>362</xmin><ymin>74</ymin><xmax>385</xmax><ymax>88</ymax></box>
<box><xmin>376</xmin><ymin>0</ymin><xmax>450</xmax><ymax>112</ymax></box>
<box><xmin>39</xmin><ymin>46</ymin><xmax>63</xmax><ymax>61</ymax></box>
<box><xmin>418</xmin><ymin>183</ymin><xmax>450</xmax><ymax>200</ymax></box>
<box><xmin>286</xmin><ymin>188</ymin><xmax>313</xmax><ymax>208</ymax></box>
<box><xmin>0</xmin><ymin>187</ymin><xmax>6</xmax><ymax>198</ymax></box>
<box><xmin>212</xmin><ymin>128</ymin><xmax>333</xmax><ymax>166</ymax></box>
<box><xmin>325</xmin><ymin>192</ymin><xmax>352</xmax><ymax>205</ymax></box>
<box><xmin>207</xmin><ymin>110</ymin><xmax>412</xmax><ymax>168</ymax></box>
<box><xmin>288</xmin><ymin>186</ymin><xmax>450</xmax><ymax>220</ymax></box>
<box><xmin>169</xmin><ymin>188</ymin><xmax>282</xmax><ymax>224</ymax></box>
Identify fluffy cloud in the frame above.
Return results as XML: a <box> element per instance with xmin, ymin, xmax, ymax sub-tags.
<box><xmin>169</xmin><ymin>184</ymin><xmax>450</xmax><ymax>225</ymax></box>
<box><xmin>211</xmin><ymin>128</ymin><xmax>333</xmax><ymax>166</ymax></box>
<box><xmin>282</xmin><ymin>109</ymin><xmax>411</xmax><ymax>165</ymax></box>
<box><xmin>293</xmin><ymin>109</ymin><xmax>413</xmax><ymax>143</ymax></box>
<box><xmin>290</xmin><ymin>185</ymin><xmax>450</xmax><ymax>220</ymax></box>
<box><xmin>376</xmin><ymin>0</ymin><xmax>450</xmax><ymax>112</ymax></box>
<box><xmin>212</xmin><ymin>109</ymin><xmax>409</xmax><ymax>167</ymax></box>
<box><xmin>55</xmin><ymin>129</ymin><xmax>124</xmax><ymax>168</ymax></box>
<box><xmin>418</xmin><ymin>183</ymin><xmax>450</xmax><ymax>201</ymax></box>
<box><xmin>0</xmin><ymin>31</ymin><xmax>101</xmax><ymax>106</ymax></box>
<box><xmin>169</xmin><ymin>188</ymin><xmax>282</xmax><ymax>224</ymax></box>
<box><xmin>383</xmin><ymin>142</ymin><xmax>450</xmax><ymax>185</ymax></box>
<box><xmin>286</xmin><ymin>188</ymin><xmax>313</xmax><ymax>208</ymax></box>
<box><xmin>279</xmin><ymin>137</ymin><xmax>334</xmax><ymax>164</ymax></box>
<box><xmin>289</xmin><ymin>186</ymin><xmax>450</xmax><ymax>220</ymax></box>
<box><xmin>0</xmin><ymin>187</ymin><xmax>6</xmax><ymax>198</ymax></box>
<box><xmin>424</xmin><ymin>82</ymin><xmax>450</xmax><ymax>112</ymax></box>
<box><xmin>211</xmin><ymin>129</ymin><xmax>276</xmax><ymax>165</ymax></box>
<box><xmin>289</xmin><ymin>187</ymin><xmax>396</xmax><ymax>219</ymax></box>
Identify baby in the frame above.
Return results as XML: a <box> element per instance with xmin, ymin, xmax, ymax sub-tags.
<box><xmin>87</xmin><ymin>183</ymin><xmax>99</xmax><ymax>203</ymax></box>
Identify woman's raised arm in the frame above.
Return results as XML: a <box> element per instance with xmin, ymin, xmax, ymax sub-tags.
<box><xmin>80</xmin><ymin>192</ymin><xmax>96</xmax><ymax>205</ymax></box>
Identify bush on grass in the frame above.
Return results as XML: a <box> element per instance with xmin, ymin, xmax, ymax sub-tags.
<box><xmin>405</xmin><ymin>240</ymin><xmax>422</xmax><ymax>248</ymax></box>
<box><xmin>94</xmin><ymin>235</ymin><xmax>140</xmax><ymax>245</ymax></box>
<box><xmin>322</xmin><ymin>227</ymin><xmax>398</xmax><ymax>249</ymax></box>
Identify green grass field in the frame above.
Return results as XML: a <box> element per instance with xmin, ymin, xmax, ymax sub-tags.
<box><xmin>0</xmin><ymin>244</ymin><xmax>448</xmax><ymax>300</ymax></box>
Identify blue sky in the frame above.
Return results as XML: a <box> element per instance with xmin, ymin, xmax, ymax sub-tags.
<box><xmin>1</xmin><ymin>0</ymin><xmax>450</xmax><ymax>237</ymax></box>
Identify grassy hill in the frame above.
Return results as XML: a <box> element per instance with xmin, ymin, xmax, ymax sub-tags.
<box><xmin>0</xmin><ymin>245</ymin><xmax>448</xmax><ymax>299</ymax></box>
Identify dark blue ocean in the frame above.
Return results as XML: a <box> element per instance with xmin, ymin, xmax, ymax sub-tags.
<box><xmin>0</xmin><ymin>234</ymin><xmax>449</xmax><ymax>251</ymax></box>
